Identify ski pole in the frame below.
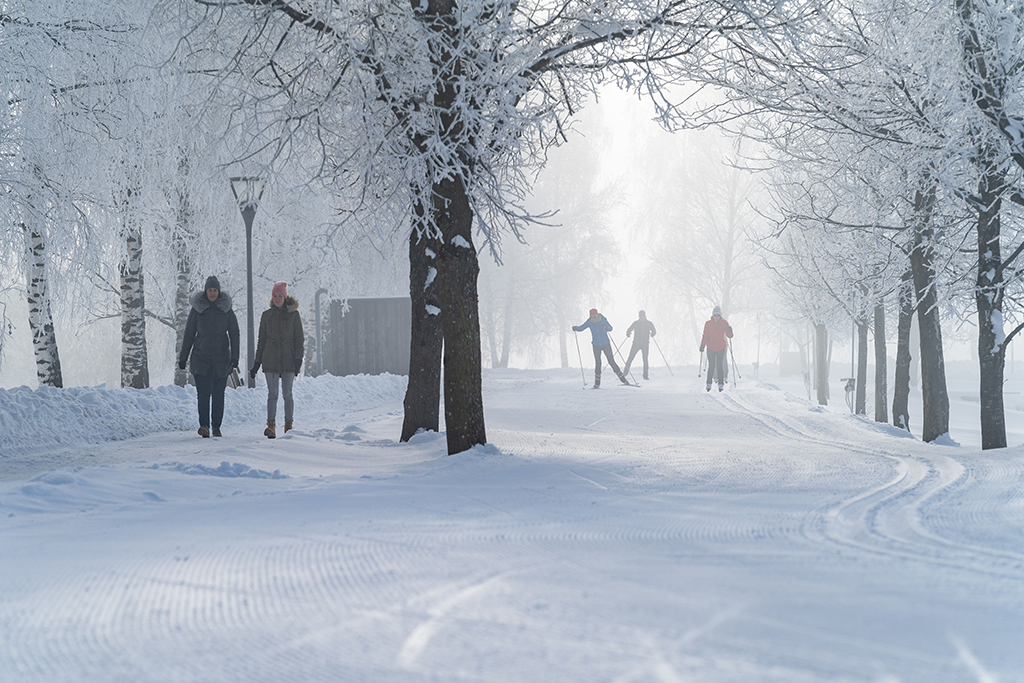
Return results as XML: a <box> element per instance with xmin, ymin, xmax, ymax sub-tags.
<box><xmin>573</xmin><ymin>329</ymin><xmax>587</xmax><ymax>387</ymax></box>
<box><xmin>652</xmin><ymin>336</ymin><xmax>673</xmax><ymax>376</ymax></box>
<box><xmin>728</xmin><ymin>339</ymin><xmax>742</xmax><ymax>386</ymax></box>
<box><xmin>698</xmin><ymin>349</ymin><xmax>704</xmax><ymax>377</ymax></box>
<box><xmin>608</xmin><ymin>333</ymin><xmax>638</xmax><ymax>384</ymax></box>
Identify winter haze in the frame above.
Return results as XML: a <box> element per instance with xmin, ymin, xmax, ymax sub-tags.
<box><xmin>3</xmin><ymin>1</ymin><xmax>1024</xmax><ymax>681</ymax></box>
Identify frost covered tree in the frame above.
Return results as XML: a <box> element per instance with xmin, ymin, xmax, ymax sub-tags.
<box><xmin>955</xmin><ymin>0</ymin><xmax>1024</xmax><ymax>448</ymax></box>
<box><xmin>0</xmin><ymin>1</ymin><xmax>124</xmax><ymax>386</ymax></box>
<box><xmin>174</xmin><ymin>0</ymin><xmax>807</xmax><ymax>454</ymax></box>
<box><xmin>677</xmin><ymin>0</ymin><xmax>996</xmax><ymax>441</ymax></box>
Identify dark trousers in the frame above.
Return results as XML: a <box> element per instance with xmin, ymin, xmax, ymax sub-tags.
<box><xmin>707</xmin><ymin>349</ymin><xmax>727</xmax><ymax>386</ymax></box>
<box><xmin>624</xmin><ymin>343</ymin><xmax>649</xmax><ymax>378</ymax></box>
<box><xmin>592</xmin><ymin>344</ymin><xmax>622</xmax><ymax>377</ymax></box>
<box><xmin>194</xmin><ymin>374</ymin><xmax>228</xmax><ymax>429</ymax></box>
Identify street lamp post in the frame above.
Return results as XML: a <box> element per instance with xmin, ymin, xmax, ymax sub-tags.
<box><xmin>229</xmin><ymin>176</ymin><xmax>264</xmax><ymax>388</ymax></box>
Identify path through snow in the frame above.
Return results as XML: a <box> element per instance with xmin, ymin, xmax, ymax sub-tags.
<box><xmin>1</xmin><ymin>369</ymin><xmax>1022</xmax><ymax>682</ymax></box>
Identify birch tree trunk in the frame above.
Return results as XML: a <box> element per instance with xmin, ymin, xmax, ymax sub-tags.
<box><xmin>22</xmin><ymin>217</ymin><xmax>63</xmax><ymax>388</ymax></box>
<box><xmin>909</xmin><ymin>181</ymin><xmax>949</xmax><ymax>442</ymax></box>
<box><xmin>172</xmin><ymin>155</ymin><xmax>195</xmax><ymax>388</ymax></box>
<box><xmin>120</xmin><ymin>217</ymin><xmax>150</xmax><ymax>389</ymax></box>
<box><xmin>893</xmin><ymin>269</ymin><xmax>914</xmax><ymax>431</ymax></box>
<box><xmin>873</xmin><ymin>303</ymin><xmax>888</xmax><ymax>423</ymax></box>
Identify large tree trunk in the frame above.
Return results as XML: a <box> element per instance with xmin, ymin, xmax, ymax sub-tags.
<box><xmin>120</xmin><ymin>221</ymin><xmax>150</xmax><ymax>389</ymax></box>
<box><xmin>401</xmin><ymin>200</ymin><xmax>443</xmax><ymax>442</ymax></box>
<box><xmin>413</xmin><ymin>0</ymin><xmax>487</xmax><ymax>454</ymax></box>
<box><xmin>909</xmin><ymin>181</ymin><xmax>950</xmax><ymax>442</ymax></box>
<box><xmin>855</xmin><ymin>318</ymin><xmax>867</xmax><ymax>415</ymax></box>
<box><xmin>814</xmin><ymin>322</ymin><xmax>828</xmax><ymax>405</ymax></box>
<box><xmin>873</xmin><ymin>302</ymin><xmax>888</xmax><ymax>423</ymax></box>
<box><xmin>893</xmin><ymin>268</ymin><xmax>913</xmax><ymax>431</ymax></box>
<box><xmin>22</xmin><ymin>217</ymin><xmax>63</xmax><ymax>388</ymax></box>
<box><xmin>434</xmin><ymin>173</ymin><xmax>487</xmax><ymax>454</ymax></box>
<box><xmin>975</xmin><ymin>142</ymin><xmax>1007</xmax><ymax>449</ymax></box>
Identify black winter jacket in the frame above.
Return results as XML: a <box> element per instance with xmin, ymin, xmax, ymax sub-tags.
<box><xmin>178</xmin><ymin>291</ymin><xmax>240</xmax><ymax>378</ymax></box>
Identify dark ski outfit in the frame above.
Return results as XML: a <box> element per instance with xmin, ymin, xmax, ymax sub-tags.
<box><xmin>623</xmin><ymin>310</ymin><xmax>657</xmax><ymax>380</ymax></box>
<box><xmin>700</xmin><ymin>307</ymin><xmax>733</xmax><ymax>391</ymax></box>
<box><xmin>573</xmin><ymin>311</ymin><xmax>629</xmax><ymax>387</ymax></box>
<box><xmin>178</xmin><ymin>277</ymin><xmax>240</xmax><ymax>436</ymax></box>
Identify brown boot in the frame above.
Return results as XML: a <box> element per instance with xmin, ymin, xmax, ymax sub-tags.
<box><xmin>264</xmin><ymin>420</ymin><xmax>276</xmax><ymax>439</ymax></box>
<box><xmin>284</xmin><ymin>421</ymin><xmax>293</xmax><ymax>433</ymax></box>
<box><xmin>198</xmin><ymin>426</ymin><xmax>210</xmax><ymax>438</ymax></box>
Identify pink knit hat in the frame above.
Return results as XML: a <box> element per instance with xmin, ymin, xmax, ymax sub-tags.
<box><xmin>272</xmin><ymin>281</ymin><xmax>287</xmax><ymax>297</ymax></box>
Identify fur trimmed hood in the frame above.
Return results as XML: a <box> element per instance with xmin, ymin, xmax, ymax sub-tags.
<box><xmin>191</xmin><ymin>290</ymin><xmax>233</xmax><ymax>313</ymax></box>
<box><xmin>268</xmin><ymin>295</ymin><xmax>300</xmax><ymax>313</ymax></box>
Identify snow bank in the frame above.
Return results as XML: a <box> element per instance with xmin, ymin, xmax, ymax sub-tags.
<box><xmin>0</xmin><ymin>374</ymin><xmax>408</xmax><ymax>457</ymax></box>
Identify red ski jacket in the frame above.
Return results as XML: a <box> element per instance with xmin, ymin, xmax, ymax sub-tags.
<box><xmin>700</xmin><ymin>316</ymin><xmax>733</xmax><ymax>353</ymax></box>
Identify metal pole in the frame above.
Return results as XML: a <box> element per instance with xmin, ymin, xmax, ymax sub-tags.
<box><xmin>242</xmin><ymin>205</ymin><xmax>256</xmax><ymax>388</ymax></box>
<box><xmin>573</xmin><ymin>329</ymin><xmax>587</xmax><ymax>387</ymax></box>
<box><xmin>652</xmin><ymin>335</ymin><xmax>673</xmax><ymax>375</ymax></box>
<box><xmin>230</xmin><ymin>176</ymin><xmax>263</xmax><ymax>389</ymax></box>
<box><xmin>315</xmin><ymin>288</ymin><xmax>328</xmax><ymax>376</ymax></box>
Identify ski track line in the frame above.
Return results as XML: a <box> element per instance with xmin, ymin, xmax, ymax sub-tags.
<box><xmin>920</xmin><ymin>456</ymin><xmax>1024</xmax><ymax>553</ymax></box>
<box><xmin>716</xmin><ymin>388</ymin><xmax>1024</xmax><ymax>578</ymax></box>
<box><xmin>3</xmin><ymin>533</ymin><xmax>461</xmax><ymax>681</ymax></box>
<box><xmin>397</xmin><ymin>571</ymin><xmax>510</xmax><ymax>670</ymax></box>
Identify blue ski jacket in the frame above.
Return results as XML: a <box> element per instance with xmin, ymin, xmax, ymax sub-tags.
<box><xmin>576</xmin><ymin>314</ymin><xmax>613</xmax><ymax>346</ymax></box>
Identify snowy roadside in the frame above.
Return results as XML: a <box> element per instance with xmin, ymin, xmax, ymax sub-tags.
<box><xmin>0</xmin><ymin>374</ymin><xmax>408</xmax><ymax>479</ymax></box>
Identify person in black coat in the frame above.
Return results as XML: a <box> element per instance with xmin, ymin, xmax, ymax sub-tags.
<box><xmin>178</xmin><ymin>276</ymin><xmax>240</xmax><ymax>437</ymax></box>
<box><xmin>623</xmin><ymin>310</ymin><xmax>657</xmax><ymax>380</ymax></box>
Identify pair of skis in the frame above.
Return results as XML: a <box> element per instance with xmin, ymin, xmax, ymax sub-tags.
<box><xmin>699</xmin><ymin>339</ymin><xmax>741</xmax><ymax>390</ymax></box>
<box><xmin>573</xmin><ymin>329</ymin><xmax>644</xmax><ymax>388</ymax></box>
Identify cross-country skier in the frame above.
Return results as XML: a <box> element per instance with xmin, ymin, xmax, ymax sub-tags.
<box><xmin>699</xmin><ymin>305</ymin><xmax>733</xmax><ymax>392</ymax></box>
<box><xmin>623</xmin><ymin>310</ymin><xmax>657</xmax><ymax>380</ymax></box>
<box><xmin>573</xmin><ymin>308</ymin><xmax>630</xmax><ymax>388</ymax></box>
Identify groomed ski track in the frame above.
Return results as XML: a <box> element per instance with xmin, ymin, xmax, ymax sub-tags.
<box><xmin>1</xmin><ymin>368</ymin><xmax>1022</xmax><ymax>682</ymax></box>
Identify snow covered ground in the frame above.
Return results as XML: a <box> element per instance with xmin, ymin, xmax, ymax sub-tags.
<box><xmin>1</xmin><ymin>366</ymin><xmax>1023</xmax><ymax>682</ymax></box>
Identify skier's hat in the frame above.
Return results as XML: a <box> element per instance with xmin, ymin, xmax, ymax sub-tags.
<box><xmin>589</xmin><ymin>308</ymin><xmax>598</xmax><ymax>317</ymax></box>
<box><xmin>712</xmin><ymin>305</ymin><xmax>721</xmax><ymax>316</ymax></box>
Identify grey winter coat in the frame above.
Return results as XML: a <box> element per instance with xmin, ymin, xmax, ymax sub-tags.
<box><xmin>178</xmin><ymin>291</ymin><xmax>240</xmax><ymax>378</ymax></box>
<box><xmin>254</xmin><ymin>296</ymin><xmax>304</xmax><ymax>374</ymax></box>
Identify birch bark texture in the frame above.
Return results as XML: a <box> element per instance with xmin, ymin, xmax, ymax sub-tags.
<box><xmin>22</xmin><ymin>218</ymin><xmax>63</xmax><ymax>388</ymax></box>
